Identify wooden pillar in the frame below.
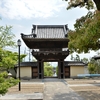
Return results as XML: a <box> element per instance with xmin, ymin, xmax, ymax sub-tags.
<box><xmin>38</xmin><ymin>60</ymin><xmax>44</xmax><ymax>79</ymax></box>
<box><xmin>37</xmin><ymin>62</ymin><xmax>39</xmax><ymax>79</ymax></box>
<box><xmin>59</xmin><ymin>59</ymin><xmax>64</xmax><ymax>79</ymax></box>
<box><xmin>63</xmin><ymin>61</ymin><xmax>65</xmax><ymax>78</ymax></box>
<box><xmin>41</xmin><ymin>61</ymin><xmax>43</xmax><ymax>79</ymax></box>
<box><xmin>38</xmin><ymin>60</ymin><xmax>42</xmax><ymax>79</ymax></box>
<box><xmin>58</xmin><ymin>61</ymin><xmax>61</xmax><ymax>79</ymax></box>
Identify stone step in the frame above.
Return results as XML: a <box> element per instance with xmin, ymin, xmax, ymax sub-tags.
<box><xmin>0</xmin><ymin>93</ymin><xmax>43</xmax><ymax>100</ymax></box>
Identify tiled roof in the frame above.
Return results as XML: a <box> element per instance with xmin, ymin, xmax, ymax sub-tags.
<box><xmin>15</xmin><ymin>62</ymin><xmax>37</xmax><ymax>67</ymax></box>
<box><xmin>92</xmin><ymin>55</ymin><xmax>100</xmax><ymax>60</ymax></box>
<box><xmin>64</xmin><ymin>61</ymin><xmax>87</xmax><ymax>66</ymax></box>
<box><xmin>15</xmin><ymin>61</ymin><xmax>86</xmax><ymax>67</ymax></box>
<box><xmin>33</xmin><ymin>25</ymin><xmax>68</xmax><ymax>38</ymax></box>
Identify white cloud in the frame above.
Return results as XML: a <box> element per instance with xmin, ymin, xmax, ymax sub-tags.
<box><xmin>0</xmin><ymin>0</ymin><xmax>67</xmax><ymax>19</ymax></box>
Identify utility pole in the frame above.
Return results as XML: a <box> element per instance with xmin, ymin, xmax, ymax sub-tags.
<box><xmin>28</xmin><ymin>49</ymin><xmax>31</xmax><ymax>62</ymax></box>
<box><xmin>24</xmin><ymin>47</ymin><xmax>26</xmax><ymax>61</ymax></box>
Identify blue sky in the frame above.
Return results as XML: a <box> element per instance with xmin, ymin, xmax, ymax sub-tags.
<box><xmin>0</xmin><ymin>0</ymin><xmax>98</xmax><ymax>63</ymax></box>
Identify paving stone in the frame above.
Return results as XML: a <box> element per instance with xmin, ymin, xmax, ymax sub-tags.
<box><xmin>43</xmin><ymin>78</ymin><xmax>85</xmax><ymax>100</ymax></box>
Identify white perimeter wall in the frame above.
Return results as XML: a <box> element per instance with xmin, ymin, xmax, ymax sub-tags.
<box><xmin>70</xmin><ymin>66</ymin><xmax>84</xmax><ymax>77</ymax></box>
<box><xmin>16</xmin><ymin>67</ymin><xmax>31</xmax><ymax>79</ymax></box>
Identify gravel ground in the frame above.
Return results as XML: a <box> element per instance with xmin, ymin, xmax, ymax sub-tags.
<box><xmin>8</xmin><ymin>83</ymin><xmax>44</xmax><ymax>94</ymax></box>
<box><xmin>67</xmin><ymin>78</ymin><xmax>100</xmax><ymax>100</ymax></box>
<box><xmin>67</xmin><ymin>78</ymin><xmax>100</xmax><ymax>84</ymax></box>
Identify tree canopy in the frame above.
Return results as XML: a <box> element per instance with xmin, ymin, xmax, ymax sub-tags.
<box><xmin>71</xmin><ymin>54</ymin><xmax>89</xmax><ymax>63</ymax></box>
<box><xmin>44</xmin><ymin>62</ymin><xmax>54</xmax><ymax>77</ymax></box>
<box><xmin>68</xmin><ymin>11</ymin><xmax>100</xmax><ymax>53</ymax></box>
<box><xmin>0</xmin><ymin>22</ymin><xmax>25</xmax><ymax>95</ymax></box>
<box><xmin>0</xmin><ymin>48</ymin><xmax>26</xmax><ymax>71</ymax></box>
<box><xmin>0</xmin><ymin>72</ymin><xmax>19</xmax><ymax>95</ymax></box>
<box><xmin>65</xmin><ymin>0</ymin><xmax>100</xmax><ymax>11</ymax></box>
<box><xmin>0</xmin><ymin>25</ymin><xmax>16</xmax><ymax>48</ymax></box>
<box><xmin>64</xmin><ymin>0</ymin><xmax>100</xmax><ymax>53</ymax></box>
<box><xmin>88</xmin><ymin>59</ymin><xmax>98</xmax><ymax>74</ymax></box>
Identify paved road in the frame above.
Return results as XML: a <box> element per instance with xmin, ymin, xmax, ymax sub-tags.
<box><xmin>43</xmin><ymin>78</ymin><xmax>85</xmax><ymax>100</ymax></box>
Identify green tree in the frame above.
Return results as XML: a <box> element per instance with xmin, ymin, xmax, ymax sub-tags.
<box><xmin>0</xmin><ymin>25</ymin><xmax>16</xmax><ymax>48</ymax></box>
<box><xmin>68</xmin><ymin>11</ymin><xmax>100</xmax><ymax>53</ymax></box>
<box><xmin>0</xmin><ymin>48</ymin><xmax>26</xmax><ymax>71</ymax></box>
<box><xmin>96</xmin><ymin>61</ymin><xmax>100</xmax><ymax>74</ymax></box>
<box><xmin>0</xmin><ymin>23</ymin><xmax>24</xmax><ymax>95</ymax></box>
<box><xmin>64</xmin><ymin>0</ymin><xmax>100</xmax><ymax>53</ymax></box>
<box><xmin>0</xmin><ymin>72</ymin><xmax>19</xmax><ymax>95</ymax></box>
<box><xmin>71</xmin><ymin>54</ymin><xmax>81</xmax><ymax>61</ymax></box>
<box><xmin>71</xmin><ymin>54</ymin><xmax>89</xmax><ymax>64</ymax></box>
<box><xmin>93</xmin><ymin>52</ymin><xmax>100</xmax><ymax>73</ymax></box>
<box><xmin>56</xmin><ymin>66</ymin><xmax>58</xmax><ymax>76</ymax></box>
<box><xmin>44</xmin><ymin>62</ymin><xmax>53</xmax><ymax>77</ymax></box>
<box><xmin>88</xmin><ymin>59</ymin><xmax>97</xmax><ymax>74</ymax></box>
<box><xmin>0</xmin><ymin>51</ymin><xmax>20</xmax><ymax>96</ymax></box>
<box><xmin>0</xmin><ymin>49</ymin><xmax>26</xmax><ymax>95</ymax></box>
<box><xmin>81</xmin><ymin>57</ymin><xmax>89</xmax><ymax>64</ymax></box>
<box><xmin>65</xmin><ymin>0</ymin><xmax>100</xmax><ymax>11</ymax></box>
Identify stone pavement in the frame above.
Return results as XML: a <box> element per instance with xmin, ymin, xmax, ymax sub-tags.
<box><xmin>0</xmin><ymin>78</ymin><xmax>85</xmax><ymax>100</ymax></box>
<box><xmin>0</xmin><ymin>93</ymin><xmax>43</xmax><ymax>100</ymax></box>
<box><xmin>43</xmin><ymin>78</ymin><xmax>85</xmax><ymax>100</ymax></box>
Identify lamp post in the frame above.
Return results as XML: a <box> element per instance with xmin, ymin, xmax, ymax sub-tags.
<box><xmin>17</xmin><ymin>39</ymin><xmax>21</xmax><ymax>91</ymax></box>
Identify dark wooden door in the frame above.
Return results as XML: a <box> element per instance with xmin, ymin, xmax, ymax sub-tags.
<box><xmin>32</xmin><ymin>67</ymin><xmax>38</xmax><ymax>78</ymax></box>
<box><xmin>65</xmin><ymin>66</ymin><xmax>70</xmax><ymax>78</ymax></box>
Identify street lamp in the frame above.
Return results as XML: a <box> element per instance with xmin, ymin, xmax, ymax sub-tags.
<box><xmin>17</xmin><ymin>39</ymin><xmax>21</xmax><ymax>91</ymax></box>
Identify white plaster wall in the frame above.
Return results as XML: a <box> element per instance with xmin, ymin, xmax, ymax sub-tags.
<box><xmin>17</xmin><ymin>67</ymin><xmax>31</xmax><ymax>79</ymax></box>
<box><xmin>70</xmin><ymin>66</ymin><xmax>84</xmax><ymax>77</ymax></box>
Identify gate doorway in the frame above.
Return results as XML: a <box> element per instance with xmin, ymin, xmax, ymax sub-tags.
<box><xmin>43</xmin><ymin>62</ymin><xmax>58</xmax><ymax>78</ymax></box>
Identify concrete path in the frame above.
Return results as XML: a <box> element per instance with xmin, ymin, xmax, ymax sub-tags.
<box><xmin>43</xmin><ymin>78</ymin><xmax>85</xmax><ymax>100</ymax></box>
<box><xmin>0</xmin><ymin>93</ymin><xmax>43</xmax><ymax>100</ymax></box>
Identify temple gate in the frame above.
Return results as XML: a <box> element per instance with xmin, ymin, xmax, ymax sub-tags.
<box><xmin>21</xmin><ymin>24</ymin><xmax>69</xmax><ymax>79</ymax></box>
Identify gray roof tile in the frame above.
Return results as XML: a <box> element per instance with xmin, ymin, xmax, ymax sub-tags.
<box><xmin>64</xmin><ymin>61</ymin><xmax>87</xmax><ymax>66</ymax></box>
<box><xmin>15</xmin><ymin>62</ymin><xmax>37</xmax><ymax>67</ymax></box>
<box><xmin>33</xmin><ymin>25</ymin><xmax>68</xmax><ymax>38</ymax></box>
<box><xmin>92</xmin><ymin>55</ymin><xmax>100</xmax><ymax>60</ymax></box>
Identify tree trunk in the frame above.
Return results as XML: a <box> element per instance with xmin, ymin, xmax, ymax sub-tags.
<box><xmin>93</xmin><ymin>0</ymin><xmax>100</xmax><ymax>11</ymax></box>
